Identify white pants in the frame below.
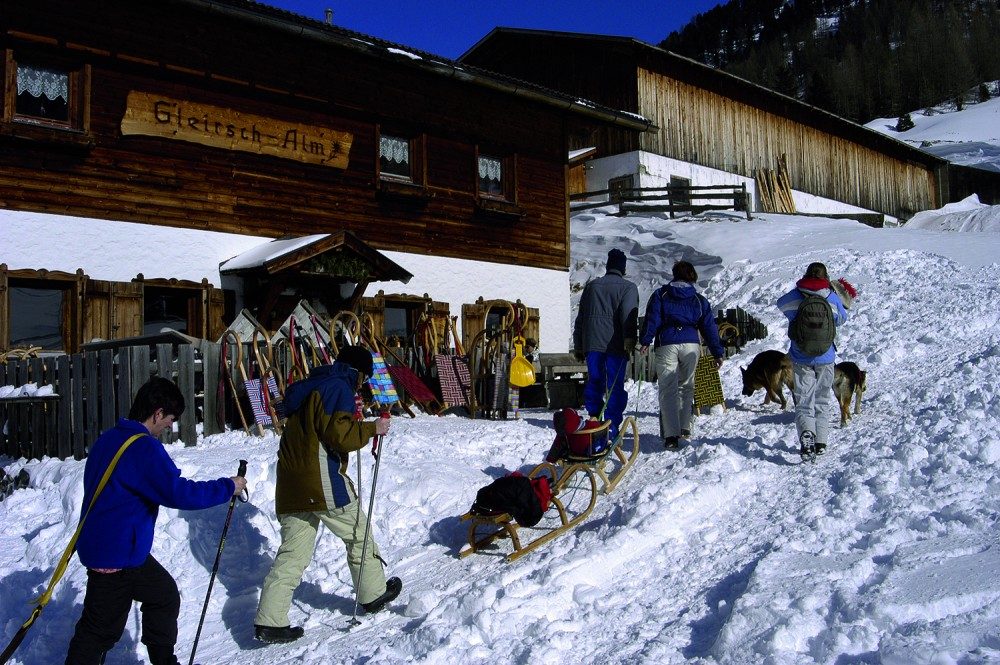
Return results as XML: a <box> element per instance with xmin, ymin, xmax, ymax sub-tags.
<box><xmin>654</xmin><ymin>343</ymin><xmax>701</xmax><ymax>438</ymax></box>
<box><xmin>792</xmin><ymin>362</ymin><xmax>835</xmax><ymax>445</ymax></box>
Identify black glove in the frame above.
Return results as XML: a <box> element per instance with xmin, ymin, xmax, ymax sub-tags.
<box><xmin>573</xmin><ymin>350</ymin><xmax>585</xmax><ymax>362</ymax></box>
<box><xmin>624</xmin><ymin>339</ymin><xmax>637</xmax><ymax>356</ymax></box>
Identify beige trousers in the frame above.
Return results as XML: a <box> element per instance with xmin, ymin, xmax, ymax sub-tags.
<box><xmin>254</xmin><ymin>500</ymin><xmax>386</xmax><ymax>628</ymax></box>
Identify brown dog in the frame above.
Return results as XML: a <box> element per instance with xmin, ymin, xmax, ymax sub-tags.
<box><xmin>833</xmin><ymin>361</ymin><xmax>867</xmax><ymax>426</ymax></box>
<box><xmin>741</xmin><ymin>350</ymin><xmax>794</xmax><ymax>409</ymax></box>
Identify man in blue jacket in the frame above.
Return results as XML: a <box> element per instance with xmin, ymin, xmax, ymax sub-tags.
<box><xmin>66</xmin><ymin>377</ymin><xmax>246</xmax><ymax>665</ymax></box>
<box><xmin>573</xmin><ymin>248</ymin><xmax>639</xmax><ymax>441</ymax></box>
<box><xmin>777</xmin><ymin>262</ymin><xmax>849</xmax><ymax>457</ymax></box>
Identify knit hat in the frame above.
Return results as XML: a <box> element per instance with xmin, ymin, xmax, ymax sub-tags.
<box><xmin>337</xmin><ymin>345</ymin><xmax>374</xmax><ymax>379</ymax></box>
<box><xmin>607</xmin><ymin>248</ymin><xmax>627</xmax><ymax>275</ymax></box>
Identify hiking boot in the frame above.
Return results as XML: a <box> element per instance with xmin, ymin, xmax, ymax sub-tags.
<box><xmin>815</xmin><ymin>442</ymin><xmax>827</xmax><ymax>455</ymax></box>
<box><xmin>799</xmin><ymin>430</ymin><xmax>816</xmax><ymax>456</ymax></box>
<box><xmin>362</xmin><ymin>577</ymin><xmax>402</xmax><ymax>614</ymax></box>
<box><xmin>680</xmin><ymin>429</ymin><xmax>691</xmax><ymax>439</ymax></box>
<box><xmin>254</xmin><ymin>624</ymin><xmax>304</xmax><ymax>644</ymax></box>
<box><xmin>664</xmin><ymin>436</ymin><xmax>680</xmax><ymax>450</ymax></box>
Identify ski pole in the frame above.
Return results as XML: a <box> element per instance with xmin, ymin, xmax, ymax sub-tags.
<box><xmin>348</xmin><ymin>413</ymin><xmax>389</xmax><ymax>627</ymax></box>
<box><xmin>189</xmin><ymin>460</ymin><xmax>248</xmax><ymax>665</ymax></box>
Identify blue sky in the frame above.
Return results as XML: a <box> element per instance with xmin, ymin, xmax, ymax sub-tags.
<box><xmin>264</xmin><ymin>1</ymin><xmax>727</xmax><ymax>59</ymax></box>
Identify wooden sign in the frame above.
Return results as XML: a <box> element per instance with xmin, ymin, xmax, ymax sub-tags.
<box><xmin>120</xmin><ymin>91</ymin><xmax>352</xmax><ymax>169</ymax></box>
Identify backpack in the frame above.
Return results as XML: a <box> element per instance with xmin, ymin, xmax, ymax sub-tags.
<box><xmin>789</xmin><ymin>291</ymin><xmax>836</xmax><ymax>356</ymax></box>
<box><xmin>470</xmin><ymin>473</ymin><xmax>551</xmax><ymax>527</ymax></box>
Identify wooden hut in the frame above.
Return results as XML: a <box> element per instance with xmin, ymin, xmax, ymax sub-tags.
<box><xmin>460</xmin><ymin>29</ymin><xmax>950</xmax><ymax>221</ymax></box>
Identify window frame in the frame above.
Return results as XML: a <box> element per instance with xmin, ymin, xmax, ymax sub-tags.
<box><xmin>375</xmin><ymin>126</ymin><xmax>427</xmax><ymax>198</ymax></box>
<box><xmin>3</xmin><ymin>49</ymin><xmax>90</xmax><ymax>134</ymax></box>
<box><xmin>474</xmin><ymin>148</ymin><xmax>522</xmax><ymax>219</ymax></box>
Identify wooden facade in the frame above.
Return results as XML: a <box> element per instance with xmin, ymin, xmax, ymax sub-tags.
<box><xmin>461</xmin><ymin>29</ymin><xmax>949</xmax><ymax>220</ymax></box>
<box><xmin>0</xmin><ymin>2</ymin><xmax>644</xmax><ymax>273</ymax></box>
<box><xmin>0</xmin><ymin>2</ymin><xmax>651</xmax><ymax>354</ymax></box>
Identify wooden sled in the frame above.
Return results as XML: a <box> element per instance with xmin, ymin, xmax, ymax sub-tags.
<box><xmin>459</xmin><ymin>462</ymin><xmax>597</xmax><ymax>562</ymax></box>
<box><xmin>553</xmin><ymin>416</ymin><xmax>640</xmax><ymax>495</ymax></box>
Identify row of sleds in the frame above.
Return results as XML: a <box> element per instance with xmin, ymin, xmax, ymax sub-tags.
<box><xmin>216</xmin><ymin>299</ymin><xmax>537</xmax><ymax>435</ymax></box>
<box><xmin>458</xmin><ymin>413</ymin><xmax>640</xmax><ymax>563</ymax></box>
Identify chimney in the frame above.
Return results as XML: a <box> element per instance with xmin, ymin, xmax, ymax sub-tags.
<box><xmin>324</xmin><ymin>8</ymin><xmax>333</xmax><ymax>25</ymax></box>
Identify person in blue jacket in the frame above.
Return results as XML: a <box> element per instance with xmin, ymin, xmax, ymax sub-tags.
<box><xmin>572</xmin><ymin>248</ymin><xmax>639</xmax><ymax>441</ymax></box>
<box><xmin>777</xmin><ymin>261</ymin><xmax>849</xmax><ymax>456</ymax></box>
<box><xmin>65</xmin><ymin>377</ymin><xmax>246</xmax><ymax>665</ymax></box>
<box><xmin>640</xmin><ymin>260</ymin><xmax>725</xmax><ymax>449</ymax></box>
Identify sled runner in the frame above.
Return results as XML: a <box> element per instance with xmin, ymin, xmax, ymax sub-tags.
<box><xmin>459</xmin><ymin>461</ymin><xmax>597</xmax><ymax>562</ymax></box>
<box><xmin>548</xmin><ymin>415</ymin><xmax>640</xmax><ymax>495</ymax></box>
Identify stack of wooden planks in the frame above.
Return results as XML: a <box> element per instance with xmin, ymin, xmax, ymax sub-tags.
<box><xmin>754</xmin><ymin>154</ymin><xmax>797</xmax><ymax>213</ymax></box>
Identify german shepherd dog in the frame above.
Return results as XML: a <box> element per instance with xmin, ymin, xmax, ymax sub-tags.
<box><xmin>741</xmin><ymin>350</ymin><xmax>794</xmax><ymax>409</ymax></box>
<box><xmin>833</xmin><ymin>361</ymin><xmax>867</xmax><ymax>426</ymax></box>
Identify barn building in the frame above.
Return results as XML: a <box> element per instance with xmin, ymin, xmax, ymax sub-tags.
<box><xmin>460</xmin><ymin>29</ymin><xmax>951</xmax><ymax>223</ymax></box>
<box><xmin>0</xmin><ymin>2</ymin><xmax>650</xmax><ymax>356</ymax></box>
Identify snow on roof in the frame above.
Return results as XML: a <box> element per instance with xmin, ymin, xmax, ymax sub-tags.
<box><xmin>218</xmin><ymin>234</ymin><xmax>328</xmax><ymax>272</ymax></box>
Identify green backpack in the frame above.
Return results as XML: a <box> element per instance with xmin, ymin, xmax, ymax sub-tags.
<box><xmin>790</xmin><ymin>292</ymin><xmax>835</xmax><ymax>356</ymax></box>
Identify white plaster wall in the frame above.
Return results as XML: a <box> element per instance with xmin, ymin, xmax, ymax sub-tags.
<box><xmin>0</xmin><ymin>209</ymin><xmax>571</xmax><ymax>352</ymax></box>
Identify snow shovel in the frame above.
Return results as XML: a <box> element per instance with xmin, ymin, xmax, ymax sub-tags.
<box><xmin>509</xmin><ymin>335</ymin><xmax>535</xmax><ymax>387</ymax></box>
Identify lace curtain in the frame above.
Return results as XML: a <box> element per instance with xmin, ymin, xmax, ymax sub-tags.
<box><xmin>17</xmin><ymin>64</ymin><xmax>68</xmax><ymax>102</ymax></box>
<box><xmin>478</xmin><ymin>156</ymin><xmax>502</xmax><ymax>182</ymax></box>
<box><xmin>380</xmin><ymin>136</ymin><xmax>409</xmax><ymax>165</ymax></box>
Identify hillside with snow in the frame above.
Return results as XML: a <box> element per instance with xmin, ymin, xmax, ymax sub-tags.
<box><xmin>865</xmin><ymin>90</ymin><xmax>1000</xmax><ymax>173</ymax></box>
<box><xmin>3</xmin><ymin>195</ymin><xmax>1000</xmax><ymax>664</ymax></box>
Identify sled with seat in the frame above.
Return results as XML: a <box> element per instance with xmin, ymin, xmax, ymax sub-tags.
<box><xmin>549</xmin><ymin>415</ymin><xmax>640</xmax><ymax>495</ymax></box>
<box><xmin>458</xmin><ymin>461</ymin><xmax>597</xmax><ymax>562</ymax></box>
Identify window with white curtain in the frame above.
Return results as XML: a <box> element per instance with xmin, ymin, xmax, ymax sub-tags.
<box><xmin>379</xmin><ymin>134</ymin><xmax>411</xmax><ymax>180</ymax></box>
<box><xmin>15</xmin><ymin>61</ymin><xmax>70</xmax><ymax>124</ymax></box>
<box><xmin>478</xmin><ymin>155</ymin><xmax>503</xmax><ymax>198</ymax></box>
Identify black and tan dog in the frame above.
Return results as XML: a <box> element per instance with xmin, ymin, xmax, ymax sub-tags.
<box><xmin>741</xmin><ymin>349</ymin><xmax>794</xmax><ymax>410</ymax></box>
<box><xmin>833</xmin><ymin>361</ymin><xmax>867</xmax><ymax>426</ymax></box>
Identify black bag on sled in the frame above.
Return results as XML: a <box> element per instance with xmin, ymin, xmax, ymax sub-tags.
<box><xmin>470</xmin><ymin>473</ymin><xmax>550</xmax><ymax>527</ymax></box>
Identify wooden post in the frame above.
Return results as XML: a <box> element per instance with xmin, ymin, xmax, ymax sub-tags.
<box><xmin>117</xmin><ymin>350</ymin><xmax>132</xmax><ymax>420</ymax></box>
<box><xmin>202</xmin><ymin>342</ymin><xmax>223</xmax><ymax>436</ymax></box>
<box><xmin>99</xmin><ymin>349</ymin><xmax>115</xmax><ymax>433</ymax></box>
<box><xmin>155</xmin><ymin>343</ymin><xmax>174</xmax><ymax>444</ymax></box>
<box><xmin>84</xmin><ymin>351</ymin><xmax>100</xmax><ymax>451</ymax></box>
<box><xmin>70</xmin><ymin>354</ymin><xmax>85</xmax><ymax>459</ymax></box>
<box><xmin>56</xmin><ymin>354</ymin><xmax>72</xmax><ymax>460</ymax></box>
<box><xmin>176</xmin><ymin>344</ymin><xmax>196</xmax><ymax>446</ymax></box>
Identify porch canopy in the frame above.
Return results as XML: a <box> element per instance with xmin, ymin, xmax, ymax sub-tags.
<box><xmin>220</xmin><ymin>231</ymin><xmax>412</xmax><ymax>330</ymax></box>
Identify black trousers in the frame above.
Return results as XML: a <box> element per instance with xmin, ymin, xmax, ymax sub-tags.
<box><xmin>65</xmin><ymin>555</ymin><xmax>180</xmax><ymax>665</ymax></box>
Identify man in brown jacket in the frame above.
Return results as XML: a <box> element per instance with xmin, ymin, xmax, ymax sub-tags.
<box><xmin>253</xmin><ymin>346</ymin><xmax>400</xmax><ymax>644</ymax></box>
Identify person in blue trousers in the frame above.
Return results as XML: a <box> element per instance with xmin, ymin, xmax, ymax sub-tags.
<box><xmin>573</xmin><ymin>248</ymin><xmax>639</xmax><ymax>440</ymax></box>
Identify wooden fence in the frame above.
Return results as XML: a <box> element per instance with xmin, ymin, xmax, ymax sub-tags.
<box><xmin>0</xmin><ymin>343</ymin><xmax>226</xmax><ymax>461</ymax></box>
<box><xmin>570</xmin><ymin>184</ymin><xmax>752</xmax><ymax>220</ymax></box>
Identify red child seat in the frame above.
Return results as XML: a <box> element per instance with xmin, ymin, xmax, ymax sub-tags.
<box><xmin>546</xmin><ymin>408</ymin><xmax>610</xmax><ymax>462</ymax></box>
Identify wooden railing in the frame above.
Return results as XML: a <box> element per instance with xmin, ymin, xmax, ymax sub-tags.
<box><xmin>0</xmin><ymin>343</ymin><xmax>227</xmax><ymax>461</ymax></box>
<box><xmin>570</xmin><ymin>184</ymin><xmax>752</xmax><ymax>220</ymax></box>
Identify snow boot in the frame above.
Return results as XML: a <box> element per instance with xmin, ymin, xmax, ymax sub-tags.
<box><xmin>254</xmin><ymin>624</ymin><xmax>304</xmax><ymax>644</ymax></box>
<box><xmin>664</xmin><ymin>436</ymin><xmax>680</xmax><ymax>450</ymax></box>
<box><xmin>799</xmin><ymin>430</ymin><xmax>816</xmax><ymax>458</ymax></box>
<box><xmin>362</xmin><ymin>577</ymin><xmax>402</xmax><ymax>614</ymax></box>
<box><xmin>815</xmin><ymin>442</ymin><xmax>827</xmax><ymax>455</ymax></box>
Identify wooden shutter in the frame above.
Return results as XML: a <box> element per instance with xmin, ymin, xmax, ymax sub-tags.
<box><xmin>461</xmin><ymin>298</ymin><xmax>488</xmax><ymax>353</ymax></box>
<box><xmin>112</xmin><ymin>282</ymin><xmax>143</xmax><ymax>339</ymax></box>
<box><xmin>206</xmin><ymin>286</ymin><xmax>227</xmax><ymax>341</ymax></box>
<box><xmin>84</xmin><ymin>279</ymin><xmax>143</xmax><ymax>342</ymax></box>
<box><xmin>359</xmin><ymin>292</ymin><xmax>385</xmax><ymax>343</ymax></box>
